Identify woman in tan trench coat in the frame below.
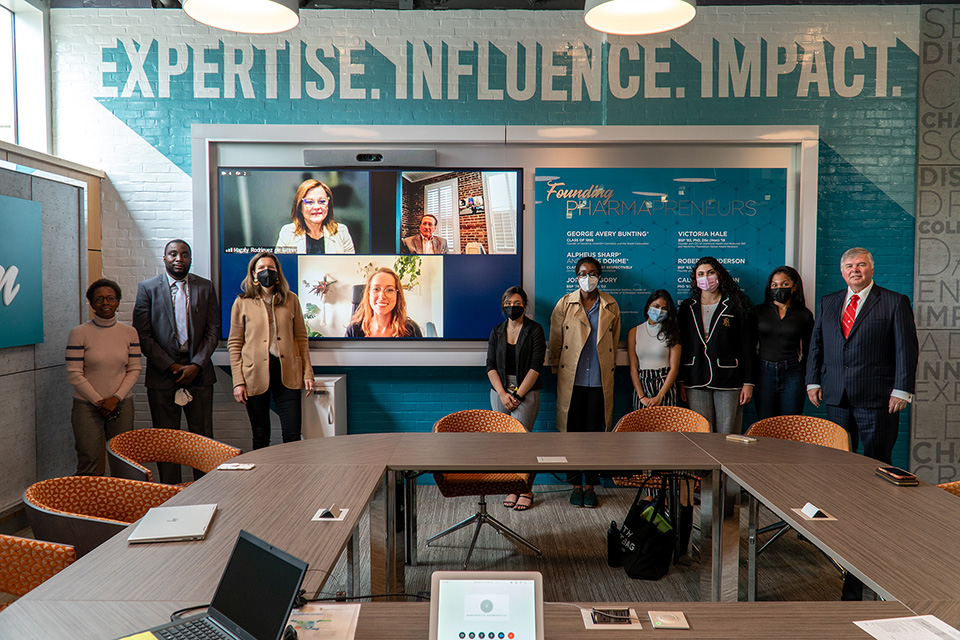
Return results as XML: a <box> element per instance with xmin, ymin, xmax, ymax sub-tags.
<box><xmin>548</xmin><ymin>256</ymin><xmax>621</xmax><ymax>508</ymax></box>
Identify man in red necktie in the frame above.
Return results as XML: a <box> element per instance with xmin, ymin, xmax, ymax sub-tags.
<box><xmin>805</xmin><ymin>247</ymin><xmax>918</xmax><ymax>600</ymax></box>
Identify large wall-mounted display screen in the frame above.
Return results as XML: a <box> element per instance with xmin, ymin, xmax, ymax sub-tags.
<box><xmin>217</xmin><ymin>167</ymin><xmax>522</xmax><ymax>340</ymax></box>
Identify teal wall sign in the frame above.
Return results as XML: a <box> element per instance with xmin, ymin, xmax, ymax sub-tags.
<box><xmin>0</xmin><ymin>194</ymin><xmax>43</xmax><ymax>348</ymax></box>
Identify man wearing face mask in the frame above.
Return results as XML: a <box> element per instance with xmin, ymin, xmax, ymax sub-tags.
<box><xmin>134</xmin><ymin>239</ymin><xmax>221</xmax><ymax>484</ymax></box>
<box><xmin>549</xmin><ymin>256</ymin><xmax>621</xmax><ymax>508</ymax></box>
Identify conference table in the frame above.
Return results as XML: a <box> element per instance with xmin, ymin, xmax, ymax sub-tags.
<box><xmin>1</xmin><ymin>431</ymin><xmax>958</xmax><ymax>639</ymax></box>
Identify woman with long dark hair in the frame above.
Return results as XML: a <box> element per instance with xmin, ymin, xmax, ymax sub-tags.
<box><xmin>228</xmin><ymin>252</ymin><xmax>314</xmax><ymax>448</ymax></box>
<box><xmin>754</xmin><ymin>266</ymin><xmax>814</xmax><ymax>419</ymax></box>
<box><xmin>677</xmin><ymin>257</ymin><xmax>756</xmax><ymax>435</ymax></box>
<box><xmin>628</xmin><ymin>290</ymin><xmax>681</xmax><ymax>410</ymax></box>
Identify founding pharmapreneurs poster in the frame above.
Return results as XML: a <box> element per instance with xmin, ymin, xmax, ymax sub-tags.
<box><xmin>534</xmin><ymin>168</ymin><xmax>788</xmax><ymax>330</ymax></box>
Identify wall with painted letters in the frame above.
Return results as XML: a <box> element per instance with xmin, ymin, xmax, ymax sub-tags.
<box><xmin>47</xmin><ymin>7</ymin><xmax>926</xmax><ymax>468</ymax></box>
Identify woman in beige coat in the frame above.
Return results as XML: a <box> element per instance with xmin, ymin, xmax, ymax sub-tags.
<box><xmin>228</xmin><ymin>252</ymin><xmax>314</xmax><ymax>449</ymax></box>
<box><xmin>549</xmin><ymin>256</ymin><xmax>620</xmax><ymax>508</ymax></box>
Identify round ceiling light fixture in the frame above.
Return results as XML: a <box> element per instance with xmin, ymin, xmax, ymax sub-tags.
<box><xmin>183</xmin><ymin>0</ymin><xmax>300</xmax><ymax>34</ymax></box>
<box><xmin>584</xmin><ymin>0</ymin><xmax>696</xmax><ymax>36</ymax></box>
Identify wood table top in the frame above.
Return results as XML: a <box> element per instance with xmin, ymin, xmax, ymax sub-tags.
<box><xmin>352</xmin><ymin>601</ymin><xmax>916</xmax><ymax>639</ymax></box>
<box><xmin>11</xmin><ymin>431</ymin><xmax>960</xmax><ymax>638</ymax></box>
<box><xmin>27</xmin><ymin>463</ymin><xmax>385</xmax><ymax>603</ymax></box>
<box><xmin>388</xmin><ymin>431</ymin><xmax>719</xmax><ymax>472</ymax></box>
<box><xmin>0</xmin><ymin>599</ymin><xmax>916</xmax><ymax>640</ymax></box>
<box><xmin>725</xmin><ymin>462</ymin><xmax>960</xmax><ymax>601</ymax></box>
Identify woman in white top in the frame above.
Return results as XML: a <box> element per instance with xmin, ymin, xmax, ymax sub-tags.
<box><xmin>627</xmin><ymin>289</ymin><xmax>682</xmax><ymax>410</ymax></box>
<box><xmin>276</xmin><ymin>179</ymin><xmax>355</xmax><ymax>254</ymax></box>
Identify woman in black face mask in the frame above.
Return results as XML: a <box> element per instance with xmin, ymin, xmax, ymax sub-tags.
<box><xmin>753</xmin><ymin>266</ymin><xmax>814</xmax><ymax>420</ymax></box>
<box><xmin>227</xmin><ymin>252</ymin><xmax>315</xmax><ymax>449</ymax></box>
<box><xmin>485</xmin><ymin>285</ymin><xmax>545</xmax><ymax>511</ymax></box>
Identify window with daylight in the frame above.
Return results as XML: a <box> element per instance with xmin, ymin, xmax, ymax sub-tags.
<box><xmin>424</xmin><ymin>177</ymin><xmax>460</xmax><ymax>253</ymax></box>
<box><xmin>483</xmin><ymin>171</ymin><xmax>518</xmax><ymax>254</ymax></box>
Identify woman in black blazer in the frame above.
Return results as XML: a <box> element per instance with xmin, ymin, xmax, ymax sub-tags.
<box><xmin>678</xmin><ymin>257</ymin><xmax>757</xmax><ymax>435</ymax></box>
<box><xmin>486</xmin><ymin>285</ymin><xmax>545</xmax><ymax>511</ymax></box>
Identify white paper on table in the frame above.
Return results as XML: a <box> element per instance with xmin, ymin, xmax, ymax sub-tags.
<box><xmin>311</xmin><ymin>507</ymin><xmax>349</xmax><ymax>522</ymax></box>
<box><xmin>288</xmin><ymin>603</ymin><xmax>361</xmax><ymax>639</ymax></box>
<box><xmin>854</xmin><ymin>615</ymin><xmax>960</xmax><ymax>640</ymax></box>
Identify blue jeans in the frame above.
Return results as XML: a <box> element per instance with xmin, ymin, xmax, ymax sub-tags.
<box><xmin>754</xmin><ymin>359</ymin><xmax>806</xmax><ymax>420</ymax></box>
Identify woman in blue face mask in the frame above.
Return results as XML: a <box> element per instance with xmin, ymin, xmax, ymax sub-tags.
<box><xmin>486</xmin><ymin>285</ymin><xmax>545</xmax><ymax>511</ymax></box>
<box><xmin>227</xmin><ymin>252</ymin><xmax>315</xmax><ymax>449</ymax></box>
<box><xmin>753</xmin><ymin>266</ymin><xmax>814</xmax><ymax>419</ymax></box>
<box><xmin>627</xmin><ymin>290</ymin><xmax>681</xmax><ymax>411</ymax></box>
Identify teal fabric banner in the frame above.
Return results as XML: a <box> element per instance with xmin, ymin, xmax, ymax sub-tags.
<box><xmin>0</xmin><ymin>194</ymin><xmax>43</xmax><ymax>348</ymax></box>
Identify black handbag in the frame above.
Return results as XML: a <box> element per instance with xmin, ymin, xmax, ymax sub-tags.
<box><xmin>618</xmin><ymin>476</ymin><xmax>676</xmax><ymax>581</ymax></box>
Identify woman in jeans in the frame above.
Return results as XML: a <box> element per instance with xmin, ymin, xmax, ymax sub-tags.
<box><xmin>753</xmin><ymin>266</ymin><xmax>814</xmax><ymax>419</ymax></box>
<box><xmin>486</xmin><ymin>285</ymin><xmax>545</xmax><ymax>511</ymax></box>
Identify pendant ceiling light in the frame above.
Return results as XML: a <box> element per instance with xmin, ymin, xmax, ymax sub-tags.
<box><xmin>584</xmin><ymin>0</ymin><xmax>696</xmax><ymax>36</ymax></box>
<box><xmin>183</xmin><ymin>0</ymin><xmax>300</xmax><ymax>34</ymax></box>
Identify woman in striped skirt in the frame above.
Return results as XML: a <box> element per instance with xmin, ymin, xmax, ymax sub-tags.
<box><xmin>627</xmin><ymin>290</ymin><xmax>681</xmax><ymax>410</ymax></box>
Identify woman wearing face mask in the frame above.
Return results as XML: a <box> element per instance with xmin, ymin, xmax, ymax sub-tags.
<box><xmin>228</xmin><ymin>252</ymin><xmax>315</xmax><ymax>449</ymax></box>
<box><xmin>678</xmin><ymin>256</ymin><xmax>757</xmax><ymax>435</ymax></box>
<box><xmin>486</xmin><ymin>286</ymin><xmax>545</xmax><ymax>511</ymax></box>
<box><xmin>627</xmin><ymin>290</ymin><xmax>682</xmax><ymax>410</ymax></box>
<box><xmin>549</xmin><ymin>256</ymin><xmax>621</xmax><ymax>509</ymax></box>
<box><xmin>753</xmin><ymin>266</ymin><xmax>814</xmax><ymax>419</ymax></box>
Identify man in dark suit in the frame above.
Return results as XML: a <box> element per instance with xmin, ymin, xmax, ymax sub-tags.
<box><xmin>401</xmin><ymin>213</ymin><xmax>449</xmax><ymax>254</ymax></box>
<box><xmin>133</xmin><ymin>240</ymin><xmax>220</xmax><ymax>483</ymax></box>
<box><xmin>806</xmin><ymin>246</ymin><xmax>918</xmax><ymax>600</ymax></box>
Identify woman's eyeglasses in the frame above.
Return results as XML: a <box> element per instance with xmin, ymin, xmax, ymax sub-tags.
<box><xmin>93</xmin><ymin>296</ymin><xmax>118</xmax><ymax>304</ymax></box>
<box><xmin>302</xmin><ymin>198</ymin><xmax>328</xmax><ymax>207</ymax></box>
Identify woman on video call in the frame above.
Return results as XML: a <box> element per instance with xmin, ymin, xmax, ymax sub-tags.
<box><xmin>276</xmin><ymin>179</ymin><xmax>355</xmax><ymax>254</ymax></box>
<box><xmin>345</xmin><ymin>267</ymin><xmax>423</xmax><ymax>338</ymax></box>
<box><xmin>228</xmin><ymin>252</ymin><xmax>315</xmax><ymax>449</ymax></box>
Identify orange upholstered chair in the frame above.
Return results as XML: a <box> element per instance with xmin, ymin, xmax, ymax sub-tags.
<box><xmin>0</xmin><ymin>533</ymin><xmax>76</xmax><ymax>611</ymax></box>
<box><xmin>745</xmin><ymin>415</ymin><xmax>850</xmax><ymax>451</ymax></box>
<box><xmin>938</xmin><ymin>481</ymin><xmax>960</xmax><ymax>497</ymax></box>
<box><xmin>23</xmin><ymin>476</ymin><xmax>183</xmax><ymax>557</ymax></box>
<box><xmin>426</xmin><ymin>410</ymin><xmax>540</xmax><ymax>569</ymax></box>
<box><xmin>108</xmin><ymin>428</ymin><xmax>241</xmax><ymax>484</ymax></box>
<box><xmin>611</xmin><ymin>406</ymin><xmax>710</xmax><ymax>488</ymax></box>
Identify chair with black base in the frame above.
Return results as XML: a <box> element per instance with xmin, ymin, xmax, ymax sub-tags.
<box><xmin>425</xmin><ymin>409</ymin><xmax>541</xmax><ymax>569</ymax></box>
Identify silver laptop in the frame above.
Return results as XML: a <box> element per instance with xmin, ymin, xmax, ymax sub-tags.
<box><xmin>127</xmin><ymin>503</ymin><xmax>217</xmax><ymax>543</ymax></box>
<box><xmin>429</xmin><ymin>571</ymin><xmax>544</xmax><ymax>640</ymax></box>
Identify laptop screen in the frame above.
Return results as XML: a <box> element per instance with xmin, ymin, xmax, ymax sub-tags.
<box><xmin>431</xmin><ymin>572</ymin><xmax>542</xmax><ymax>640</ymax></box>
<box><xmin>208</xmin><ymin>531</ymin><xmax>308</xmax><ymax>640</ymax></box>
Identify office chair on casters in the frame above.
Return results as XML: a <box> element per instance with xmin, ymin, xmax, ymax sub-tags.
<box><xmin>743</xmin><ymin>414</ymin><xmax>851</xmax><ymax>600</ymax></box>
<box><xmin>426</xmin><ymin>410</ymin><xmax>541</xmax><ymax>569</ymax></box>
<box><xmin>612</xmin><ymin>406</ymin><xmax>709</xmax><ymax>561</ymax></box>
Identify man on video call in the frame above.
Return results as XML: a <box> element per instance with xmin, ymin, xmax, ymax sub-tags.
<box><xmin>402</xmin><ymin>213</ymin><xmax>449</xmax><ymax>254</ymax></box>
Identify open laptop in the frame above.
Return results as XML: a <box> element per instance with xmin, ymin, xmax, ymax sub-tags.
<box><xmin>429</xmin><ymin>571</ymin><xmax>544</xmax><ymax>640</ymax></box>
<box><xmin>117</xmin><ymin>530</ymin><xmax>308</xmax><ymax>640</ymax></box>
<box><xmin>127</xmin><ymin>503</ymin><xmax>218</xmax><ymax>544</ymax></box>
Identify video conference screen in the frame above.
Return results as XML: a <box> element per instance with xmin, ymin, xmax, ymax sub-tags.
<box><xmin>217</xmin><ymin>167</ymin><xmax>523</xmax><ymax>340</ymax></box>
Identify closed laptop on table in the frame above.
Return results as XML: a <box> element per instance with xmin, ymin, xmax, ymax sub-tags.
<box><xmin>127</xmin><ymin>503</ymin><xmax>218</xmax><ymax>544</ymax></box>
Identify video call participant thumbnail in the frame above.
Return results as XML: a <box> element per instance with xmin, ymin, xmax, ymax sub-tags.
<box><xmin>402</xmin><ymin>213</ymin><xmax>449</xmax><ymax>255</ymax></box>
<box><xmin>276</xmin><ymin>179</ymin><xmax>355</xmax><ymax>255</ymax></box>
